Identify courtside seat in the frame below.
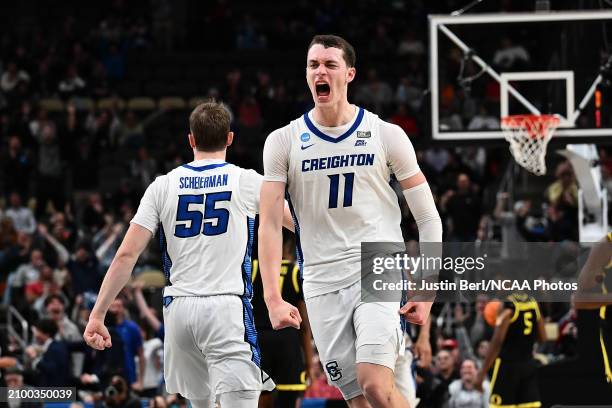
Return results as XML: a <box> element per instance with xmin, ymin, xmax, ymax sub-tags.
<box><xmin>159</xmin><ymin>97</ymin><xmax>186</xmax><ymax>110</ymax></box>
<box><xmin>127</xmin><ymin>97</ymin><xmax>156</xmax><ymax>111</ymax></box>
<box><xmin>97</xmin><ymin>97</ymin><xmax>126</xmax><ymax>111</ymax></box>
<box><xmin>38</xmin><ymin>98</ymin><xmax>64</xmax><ymax>112</ymax></box>
<box><xmin>71</xmin><ymin>97</ymin><xmax>95</xmax><ymax>111</ymax></box>
<box><xmin>188</xmin><ymin>96</ymin><xmax>208</xmax><ymax>109</ymax></box>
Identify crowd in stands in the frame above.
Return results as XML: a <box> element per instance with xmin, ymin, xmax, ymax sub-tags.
<box><xmin>0</xmin><ymin>1</ymin><xmax>611</xmax><ymax>407</ymax></box>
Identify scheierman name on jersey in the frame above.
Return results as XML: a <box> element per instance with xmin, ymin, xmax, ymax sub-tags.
<box><xmin>179</xmin><ymin>174</ymin><xmax>228</xmax><ymax>189</ymax></box>
<box><xmin>302</xmin><ymin>153</ymin><xmax>374</xmax><ymax>172</ymax></box>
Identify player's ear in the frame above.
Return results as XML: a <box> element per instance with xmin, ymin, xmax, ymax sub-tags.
<box><xmin>347</xmin><ymin>67</ymin><xmax>356</xmax><ymax>84</ymax></box>
<box><xmin>188</xmin><ymin>133</ymin><xmax>196</xmax><ymax>149</ymax></box>
<box><xmin>226</xmin><ymin>131</ymin><xmax>234</xmax><ymax>147</ymax></box>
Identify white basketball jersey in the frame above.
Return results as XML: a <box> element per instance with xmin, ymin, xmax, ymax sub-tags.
<box><xmin>131</xmin><ymin>159</ymin><xmax>262</xmax><ymax>298</ymax></box>
<box><xmin>263</xmin><ymin>107</ymin><xmax>420</xmax><ymax>298</ymax></box>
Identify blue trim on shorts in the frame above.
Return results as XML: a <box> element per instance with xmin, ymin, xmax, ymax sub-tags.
<box><xmin>285</xmin><ymin>191</ymin><xmax>304</xmax><ymax>279</ymax></box>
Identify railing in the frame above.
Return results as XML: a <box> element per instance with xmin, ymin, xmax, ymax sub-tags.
<box><xmin>7</xmin><ymin>305</ymin><xmax>28</xmax><ymax>359</ymax></box>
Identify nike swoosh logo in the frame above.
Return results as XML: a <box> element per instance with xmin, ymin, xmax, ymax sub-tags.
<box><xmin>301</xmin><ymin>144</ymin><xmax>314</xmax><ymax>150</ymax></box>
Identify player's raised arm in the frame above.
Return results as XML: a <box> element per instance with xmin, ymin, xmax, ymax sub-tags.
<box><xmin>84</xmin><ymin>223</ymin><xmax>153</xmax><ymax>349</ymax></box>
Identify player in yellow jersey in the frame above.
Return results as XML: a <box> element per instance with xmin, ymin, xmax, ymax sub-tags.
<box><xmin>475</xmin><ymin>294</ymin><xmax>546</xmax><ymax>408</ymax></box>
<box><xmin>576</xmin><ymin>233</ymin><xmax>612</xmax><ymax>384</ymax></box>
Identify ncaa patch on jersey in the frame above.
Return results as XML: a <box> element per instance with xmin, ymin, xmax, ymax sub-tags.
<box><xmin>356</xmin><ymin>131</ymin><xmax>371</xmax><ymax>138</ymax></box>
<box><xmin>355</xmin><ymin>140</ymin><xmax>367</xmax><ymax>146</ymax></box>
<box><xmin>300</xmin><ymin>132</ymin><xmax>310</xmax><ymax>142</ymax></box>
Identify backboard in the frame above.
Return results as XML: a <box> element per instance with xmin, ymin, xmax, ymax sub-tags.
<box><xmin>429</xmin><ymin>10</ymin><xmax>612</xmax><ymax>141</ymax></box>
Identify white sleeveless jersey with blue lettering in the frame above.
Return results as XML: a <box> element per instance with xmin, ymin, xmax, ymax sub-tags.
<box><xmin>131</xmin><ymin>159</ymin><xmax>262</xmax><ymax>298</ymax></box>
<box><xmin>263</xmin><ymin>107</ymin><xmax>420</xmax><ymax>299</ymax></box>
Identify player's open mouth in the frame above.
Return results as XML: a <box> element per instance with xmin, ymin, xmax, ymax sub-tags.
<box><xmin>315</xmin><ymin>83</ymin><xmax>330</xmax><ymax>97</ymax></box>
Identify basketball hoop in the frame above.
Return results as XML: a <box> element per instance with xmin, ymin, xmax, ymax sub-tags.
<box><xmin>500</xmin><ymin>114</ymin><xmax>561</xmax><ymax>176</ymax></box>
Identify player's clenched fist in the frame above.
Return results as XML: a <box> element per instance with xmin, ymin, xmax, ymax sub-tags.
<box><xmin>267</xmin><ymin>298</ymin><xmax>302</xmax><ymax>329</ymax></box>
<box><xmin>83</xmin><ymin>318</ymin><xmax>112</xmax><ymax>350</ymax></box>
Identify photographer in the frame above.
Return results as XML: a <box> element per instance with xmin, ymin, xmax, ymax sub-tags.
<box><xmin>103</xmin><ymin>375</ymin><xmax>141</xmax><ymax>408</ymax></box>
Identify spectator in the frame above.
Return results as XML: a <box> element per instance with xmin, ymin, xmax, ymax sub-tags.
<box><xmin>114</xmin><ymin>109</ymin><xmax>165</xmax><ymax>149</ymax></box>
<box><xmin>102</xmin><ymin>44</ymin><xmax>126</xmax><ymax>81</ymax></box>
<box><xmin>0</xmin><ymin>62</ymin><xmax>30</xmax><ymax>94</ymax></box>
<box><xmin>10</xmin><ymin>248</ymin><xmax>45</xmax><ymax>287</ymax></box>
<box><xmin>82</xmin><ymin>193</ymin><xmax>107</xmax><ymax>233</ymax></box>
<box><xmin>28</xmin><ymin>108</ymin><xmax>54</xmax><ymax>142</ymax></box>
<box><xmin>58</xmin><ymin>65</ymin><xmax>86</xmax><ymax>99</ymax></box>
<box><xmin>5</xmin><ymin>192</ymin><xmax>36</xmax><ymax>235</ymax></box>
<box><xmin>108</xmin><ymin>298</ymin><xmax>145</xmax><ymax>392</ymax></box>
<box><xmin>139</xmin><ymin>326</ymin><xmax>163</xmax><ymax>398</ymax></box>
<box><xmin>546</xmin><ymin>161</ymin><xmax>578</xmax><ymax>211</ymax></box>
<box><xmin>424</xmin><ymin>147</ymin><xmax>451</xmax><ymax>174</ymax></box>
<box><xmin>441</xmin><ymin>173</ymin><xmax>482</xmax><ymax>241</ymax></box>
<box><xmin>35</xmin><ymin>123</ymin><xmax>63</xmax><ymax>214</ymax></box>
<box><xmin>4</xmin><ymin>366</ymin><xmax>42</xmax><ymax>408</ymax></box>
<box><xmin>237</xmin><ymin>95</ymin><xmax>263</xmax><ymax>129</ymax></box>
<box><xmin>235</xmin><ymin>14</ymin><xmax>267</xmax><ymax>50</ymax></box>
<box><xmin>44</xmin><ymin>294</ymin><xmax>80</xmax><ymax>341</ymax></box>
<box><xmin>93</xmin><ymin>220</ymin><xmax>125</xmax><ymax>271</ymax></box>
<box><xmin>427</xmin><ymin>349</ymin><xmax>459</xmax><ymax>407</ymax></box>
<box><xmin>66</xmin><ymin>240</ymin><xmax>102</xmax><ymax>296</ymax></box>
<box><xmin>467</xmin><ymin>106</ymin><xmax>500</xmax><ymax>130</ymax></box>
<box><xmin>78</xmin><ymin>312</ymin><xmax>127</xmax><ymax>394</ymax></box>
<box><xmin>354</xmin><ymin>69</ymin><xmax>393</xmax><ymax>115</ymax></box>
<box><xmin>132</xmin><ymin>282</ymin><xmax>163</xmax><ymax>339</ymax></box>
<box><xmin>24</xmin><ymin>319</ymin><xmax>70</xmax><ymax>387</ymax></box>
<box><xmin>475</xmin><ymin>340</ymin><xmax>489</xmax><ymax>366</ymax></box>
<box><xmin>2</xmin><ymin>135</ymin><xmax>32</xmax><ymax>200</ymax></box>
<box><xmin>494</xmin><ymin>192</ymin><xmax>522</xmax><ymax>252</ymax></box>
<box><xmin>130</xmin><ymin>147</ymin><xmax>158</xmax><ymax>192</ymax></box>
<box><xmin>447</xmin><ymin>359</ymin><xmax>489</xmax><ymax>408</ymax></box>
<box><xmin>368</xmin><ymin>23</ymin><xmax>394</xmax><ymax>57</ymax></box>
<box><xmin>395</xmin><ymin>77</ymin><xmax>423</xmax><ymax>113</ymax></box>
<box><xmin>0</xmin><ymin>217</ymin><xmax>20</xmax><ymax>274</ymax></box>
<box><xmin>493</xmin><ymin>37</ymin><xmax>530</xmax><ymax>70</ymax></box>
<box><xmin>397</xmin><ymin>31</ymin><xmax>426</xmax><ymax>57</ymax></box>
<box><xmin>389</xmin><ymin>104</ymin><xmax>419</xmax><ymax>137</ymax></box>
<box><xmin>102</xmin><ymin>375</ymin><xmax>141</xmax><ymax>408</ymax></box>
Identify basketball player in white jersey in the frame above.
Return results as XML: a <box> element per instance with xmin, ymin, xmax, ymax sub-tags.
<box><xmin>258</xmin><ymin>35</ymin><xmax>442</xmax><ymax>407</ymax></box>
<box><xmin>83</xmin><ymin>102</ymin><xmax>295</xmax><ymax>408</ymax></box>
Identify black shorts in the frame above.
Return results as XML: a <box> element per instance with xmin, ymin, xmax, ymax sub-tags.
<box><xmin>258</xmin><ymin>328</ymin><xmax>306</xmax><ymax>392</ymax></box>
<box><xmin>489</xmin><ymin>358</ymin><xmax>540</xmax><ymax>407</ymax></box>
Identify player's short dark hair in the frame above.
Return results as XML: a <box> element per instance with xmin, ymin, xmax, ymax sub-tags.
<box><xmin>308</xmin><ymin>35</ymin><xmax>356</xmax><ymax>68</ymax></box>
<box><xmin>189</xmin><ymin>101</ymin><xmax>231</xmax><ymax>152</ymax></box>
<box><xmin>34</xmin><ymin>318</ymin><xmax>58</xmax><ymax>338</ymax></box>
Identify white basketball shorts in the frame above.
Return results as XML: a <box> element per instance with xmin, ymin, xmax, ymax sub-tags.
<box><xmin>305</xmin><ymin>281</ymin><xmax>404</xmax><ymax>400</ymax></box>
<box><xmin>162</xmin><ymin>295</ymin><xmax>275</xmax><ymax>402</ymax></box>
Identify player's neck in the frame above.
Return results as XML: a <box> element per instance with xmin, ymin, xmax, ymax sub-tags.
<box><xmin>193</xmin><ymin>150</ymin><xmax>226</xmax><ymax>161</ymax></box>
<box><xmin>312</xmin><ymin>101</ymin><xmax>355</xmax><ymax>127</ymax></box>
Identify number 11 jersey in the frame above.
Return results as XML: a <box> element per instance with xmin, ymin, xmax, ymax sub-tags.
<box><xmin>263</xmin><ymin>107</ymin><xmax>420</xmax><ymax>299</ymax></box>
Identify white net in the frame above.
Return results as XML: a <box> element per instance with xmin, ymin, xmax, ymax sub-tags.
<box><xmin>500</xmin><ymin>114</ymin><xmax>560</xmax><ymax>176</ymax></box>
